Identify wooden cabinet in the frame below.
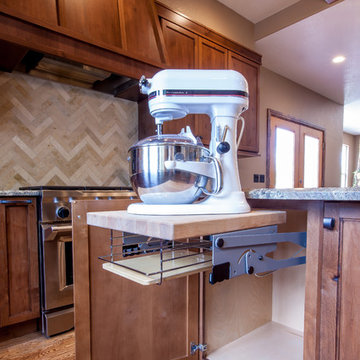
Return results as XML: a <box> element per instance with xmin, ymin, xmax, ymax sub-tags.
<box><xmin>320</xmin><ymin>202</ymin><xmax>360</xmax><ymax>360</ymax></box>
<box><xmin>0</xmin><ymin>0</ymin><xmax>167</xmax><ymax>77</ymax></box>
<box><xmin>57</xmin><ymin>0</ymin><xmax>123</xmax><ymax>48</ymax></box>
<box><xmin>247</xmin><ymin>199</ymin><xmax>360</xmax><ymax>360</ymax></box>
<box><xmin>228</xmin><ymin>51</ymin><xmax>259</xmax><ymax>153</ymax></box>
<box><xmin>160</xmin><ymin>19</ymin><xmax>197</xmax><ymax>135</ymax></box>
<box><xmin>139</xmin><ymin>5</ymin><xmax>261</xmax><ymax>155</ymax></box>
<box><xmin>0</xmin><ymin>198</ymin><xmax>39</xmax><ymax>327</ymax></box>
<box><xmin>57</xmin><ymin>0</ymin><xmax>167</xmax><ymax>67</ymax></box>
<box><xmin>0</xmin><ymin>0</ymin><xmax>58</xmax><ymax>26</ymax></box>
<box><xmin>73</xmin><ymin>199</ymin><xmax>199</xmax><ymax>360</ymax></box>
<box><xmin>196</xmin><ymin>38</ymin><xmax>228</xmax><ymax>145</ymax></box>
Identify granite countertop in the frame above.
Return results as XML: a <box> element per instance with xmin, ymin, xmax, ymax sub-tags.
<box><xmin>0</xmin><ymin>190</ymin><xmax>41</xmax><ymax>197</ymax></box>
<box><xmin>247</xmin><ymin>187</ymin><xmax>360</xmax><ymax>201</ymax></box>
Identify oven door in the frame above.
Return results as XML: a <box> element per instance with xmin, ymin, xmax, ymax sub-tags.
<box><xmin>41</xmin><ymin>223</ymin><xmax>73</xmax><ymax>310</ymax></box>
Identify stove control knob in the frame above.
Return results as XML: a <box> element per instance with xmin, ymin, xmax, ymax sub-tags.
<box><xmin>56</xmin><ymin>206</ymin><xmax>70</xmax><ymax>219</ymax></box>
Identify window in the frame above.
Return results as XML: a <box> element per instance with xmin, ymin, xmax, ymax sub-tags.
<box><xmin>341</xmin><ymin>144</ymin><xmax>349</xmax><ymax>187</ymax></box>
<box><xmin>267</xmin><ymin>110</ymin><xmax>324</xmax><ymax>189</ymax></box>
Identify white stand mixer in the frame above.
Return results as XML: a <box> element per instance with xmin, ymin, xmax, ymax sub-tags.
<box><xmin>128</xmin><ymin>69</ymin><xmax>251</xmax><ymax>215</ymax></box>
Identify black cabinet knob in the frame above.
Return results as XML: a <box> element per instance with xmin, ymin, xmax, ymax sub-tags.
<box><xmin>323</xmin><ymin>217</ymin><xmax>335</xmax><ymax>230</ymax></box>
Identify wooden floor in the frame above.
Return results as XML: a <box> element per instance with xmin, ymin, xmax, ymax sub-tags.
<box><xmin>0</xmin><ymin>330</ymin><xmax>75</xmax><ymax>360</ymax></box>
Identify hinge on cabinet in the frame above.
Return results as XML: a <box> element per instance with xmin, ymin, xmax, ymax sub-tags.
<box><xmin>190</xmin><ymin>342</ymin><xmax>207</xmax><ymax>355</ymax></box>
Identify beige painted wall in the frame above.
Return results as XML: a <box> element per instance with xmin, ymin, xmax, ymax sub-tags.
<box><xmin>0</xmin><ymin>71</ymin><xmax>137</xmax><ymax>189</ymax></box>
<box><xmin>159</xmin><ymin>0</ymin><xmax>255</xmax><ymax>50</ymax></box>
<box><xmin>239</xmin><ymin>67</ymin><xmax>344</xmax><ymax>189</ymax></box>
<box><xmin>343</xmin><ymin>132</ymin><xmax>358</xmax><ymax>186</ymax></box>
<box><xmin>159</xmin><ymin>0</ymin><xmax>344</xmax><ymax>189</ymax></box>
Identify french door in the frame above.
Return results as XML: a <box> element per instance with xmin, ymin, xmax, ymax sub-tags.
<box><xmin>267</xmin><ymin>111</ymin><xmax>324</xmax><ymax>189</ymax></box>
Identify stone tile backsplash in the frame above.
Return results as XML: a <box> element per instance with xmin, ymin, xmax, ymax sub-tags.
<box><xmin>0</xmin><ymin>71</ymin><xmax>138</xmax><ymax>189</ymax></box>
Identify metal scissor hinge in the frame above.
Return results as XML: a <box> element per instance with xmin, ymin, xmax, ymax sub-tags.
<box><xmin>209</xmin><ymin>225</ymin><xmax>307</xmax><ymax>285</ymax></box>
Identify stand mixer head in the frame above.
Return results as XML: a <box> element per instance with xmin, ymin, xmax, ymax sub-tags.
<box><xmin>128</xmin><ymin>69</ymin><xmax>251</xmax><ymax>215</ymax></box>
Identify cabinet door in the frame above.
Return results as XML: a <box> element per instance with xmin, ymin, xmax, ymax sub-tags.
<box><xmin>320</xmin><ymin>203</ymin><xmax>360</xmax><ymax>360</ymax></box>
<box><xmin>228</xmin><ymin>51</ymin><xmax>259</xmax><ymax>153</ymax></box>
<box><xmin>197</xmin><ymin>38</ymin><xmax>228</xmax><ymax>145</ymax></box>
<box><xmin>120</xmin><ymin>0</ymin><xmax>167</xmax><ymax>66</ymax></box>
<box><xmin>160</xmin><ymin>19</ymin><xmax>197</xmax><ymax>136</ymax></box>
<box><xmin>0</xmin><ymin>0</ymin><xmax>58</xmax><ymax>26</ymax></box>
<box><xmin>57</xmin><ymin>0</ymin><xmax>123</xmax><ymax>48</ymax></box>
<box><xmin>0</xmin><ymin>198</ymin><xmax>39</xmax><ymax>327</ymax></box>
<box><xmin>73</xmin><ymin>199</ymin><xmax>199</xmax><ymax>360</ymax></box>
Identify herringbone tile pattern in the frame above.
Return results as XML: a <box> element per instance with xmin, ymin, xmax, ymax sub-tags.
<box><xmin>0</xmin><ymin>72</ymin><xmax>138</xmax><ymax>189</ymax></box>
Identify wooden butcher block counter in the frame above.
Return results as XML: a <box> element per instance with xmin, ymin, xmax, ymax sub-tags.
<box><xmin>86</xmin><ymin>209</ymin><xmax>286</xmax><ymax>285</ymax></box>
<box><xmin>86</xmin><ymin>209</ymin><xmax>286</xmax><ymax>240</ymax></box>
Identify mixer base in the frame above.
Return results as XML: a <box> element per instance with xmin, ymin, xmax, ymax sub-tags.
<box><xmin>127</xmin><ymin>191</ymin><xmax>250</xmax><ymax>215</ymax></box>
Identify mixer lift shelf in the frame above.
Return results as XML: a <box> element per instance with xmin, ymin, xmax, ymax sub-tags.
<box><xmin>88</xmin><ymin>210</ymin><xmax>307</xmax><ymax>285</ymax></box>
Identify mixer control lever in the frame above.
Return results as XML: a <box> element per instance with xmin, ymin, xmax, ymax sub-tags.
<box><xmin>217</xmin><ymin>141</ymin><xmax>230</xmax><ymax>154</ymax></box>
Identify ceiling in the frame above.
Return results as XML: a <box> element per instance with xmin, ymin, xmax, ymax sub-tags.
<box><xmin>218</xmin><ymin>0</ymin><xmax>360</xmax><ymax>135</ymax></box>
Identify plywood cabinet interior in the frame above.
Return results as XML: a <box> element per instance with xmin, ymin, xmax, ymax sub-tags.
<box><xmin>0</xmin><ymin>198</ymin><xmax>39</xmax><ymax>327</ymax></box>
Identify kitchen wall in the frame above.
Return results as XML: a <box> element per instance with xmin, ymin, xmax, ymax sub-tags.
<box><xmin>160</xmin><ymin>0</ymin><xmax>344</xmax><ymax>188</ymax></box>
<box><xmin>159</xmin><ymin>0</ymin><xmax>255</xmax><ymax>50</ymax></box>
<box><xmin>343</xmin><ymin>132</ymin><xmax>358</xmax><ymax>186</ymax></box>
<box><xmin>240</xmin><ymin>67</ymin><xmax>344</xmax><ymax>189</ymax></box>
<box><xmin>0</xmin><ymin>71</ymin><xmax>137</xmax><ymax>189</ymax></box>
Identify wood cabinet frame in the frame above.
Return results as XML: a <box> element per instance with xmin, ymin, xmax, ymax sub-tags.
<box><xmin>0</xmin><ymin>198</ymin><xmax>39</xmax><ymax>328</ymax></box>
<box><xmin>73</xmin><ymin>199</ymin><xmax>199</xmax><ymax>360</ymax></box>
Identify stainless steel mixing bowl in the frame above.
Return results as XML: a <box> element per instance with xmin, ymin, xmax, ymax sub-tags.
<box><xmin>128</xmin><ymin>134</ymin><xmax>216</xmax><ymax>204</ymax></box>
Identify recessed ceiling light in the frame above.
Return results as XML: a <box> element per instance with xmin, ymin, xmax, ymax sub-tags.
<box><xmin>332</xmin><ymin>55</ymin><xmax>346</xmax><ymax>64</ymax></box>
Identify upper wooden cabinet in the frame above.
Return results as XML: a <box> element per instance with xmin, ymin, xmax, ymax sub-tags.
<box><xmin>197</xmin><ymin>38</ymin><xmax>228</xmax><ymax>145</ymax></box>
<box><xmin>228</xmin><ymin>51</ymin><xmax>259</xmax><ymax>153</ymax></box>
<box><xmin>57</xmin><ymin>0</ymin><xmax>123</xmax><ymax>48</ymax></box>
<box><xmin>140</xmin><ymin>4</ymin><xmax>262</xmax><ymax>155</ymax></box>
<box><xmin>0</xmin><ymin>0</ymin><xmax>58</xmax><ymax>26</ymax></box>
<box><xmin>0</xmin><ymin>0</ymin><xmax>168</xmax><ymax>70</ymax></box>
<box><xmin>160</xmin><ymin>19</ymin><xmax>197</xmax><ymax>136</ymax></box>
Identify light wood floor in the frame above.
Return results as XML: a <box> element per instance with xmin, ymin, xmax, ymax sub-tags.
<box><xmin>0</xmin><ymin>330</ymin><xmax>75</xmax><ymax>360</ymax></box>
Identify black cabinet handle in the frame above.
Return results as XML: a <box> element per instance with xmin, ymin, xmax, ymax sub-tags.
<box><xmin>0</xmin><ymin>199</ymin><xmax>32</xmax><ymax>204</ymax></box>
<box><xmin>323</xmin><ymin>217</ymin><xmax>335</xmax><ymax>230</ymax></box>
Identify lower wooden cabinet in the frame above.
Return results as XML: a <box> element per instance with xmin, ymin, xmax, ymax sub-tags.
<box><xmin>73</xmin><ymin>199</ymin><xmax>199</xmax><ymax>360</ymax></box>
<box><xmin>320</xmin><ymin>202</ymin><xmax>360</xmax><ymax>360</ymax></box>
<box><xmin>0</xmin><ymin>197</ymin><xmax>39</xmax><ymax>327</ymax></box>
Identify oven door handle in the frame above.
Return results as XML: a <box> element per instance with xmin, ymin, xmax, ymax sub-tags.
<box><xmin>44</xmin><ymin>225</ymin><xmax>72</xmax><ymax>241</ymax></box>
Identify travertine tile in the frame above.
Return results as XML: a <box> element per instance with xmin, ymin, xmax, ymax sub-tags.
<box><xmin>0</xmin><ymin>72</ymin><xmax>138</xmax><ymax>189</ymax></box>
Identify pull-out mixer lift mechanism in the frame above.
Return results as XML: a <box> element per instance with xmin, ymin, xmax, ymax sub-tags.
<box><xmin>127</xmin><ymin>69</ymin><xmax>251</xmax><ymax>215</ymax></box>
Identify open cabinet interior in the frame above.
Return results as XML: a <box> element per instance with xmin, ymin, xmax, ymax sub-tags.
<box><xmin>80</xmin><ymin>202</ymin><xmax>308</xmax><ymax>360</ymax></box>
<box><xmin>205</xmin><ymin>209</ymin><xmax>307</xmax><ymax>360</ymax></box>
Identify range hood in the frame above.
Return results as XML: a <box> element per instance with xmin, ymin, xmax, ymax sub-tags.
<box><xmin>0</xmin><ymin>41</ymin><xmax>143</xmax><ymax>102</ymax></box>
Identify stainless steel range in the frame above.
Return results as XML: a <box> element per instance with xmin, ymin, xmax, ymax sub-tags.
<box><xmin>20</xmin><ymin>186</ymin><xmax>136</xmax><ymax>337</ymax></box>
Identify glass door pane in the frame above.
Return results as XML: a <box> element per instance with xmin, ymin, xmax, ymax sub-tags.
<box><xmin>341</xmin><ymin>144</ymin><xmax>349</xmax><ymax>187</ymax></box>
<box><xmin>303</xmin><ymin>135</ymin><xmax>319</xmax><ymax>188</ymax></box>
<box><xmin>275</xmin><ymin>127</ymin><xmax>295</xmax><ymax>188</ymax></box>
